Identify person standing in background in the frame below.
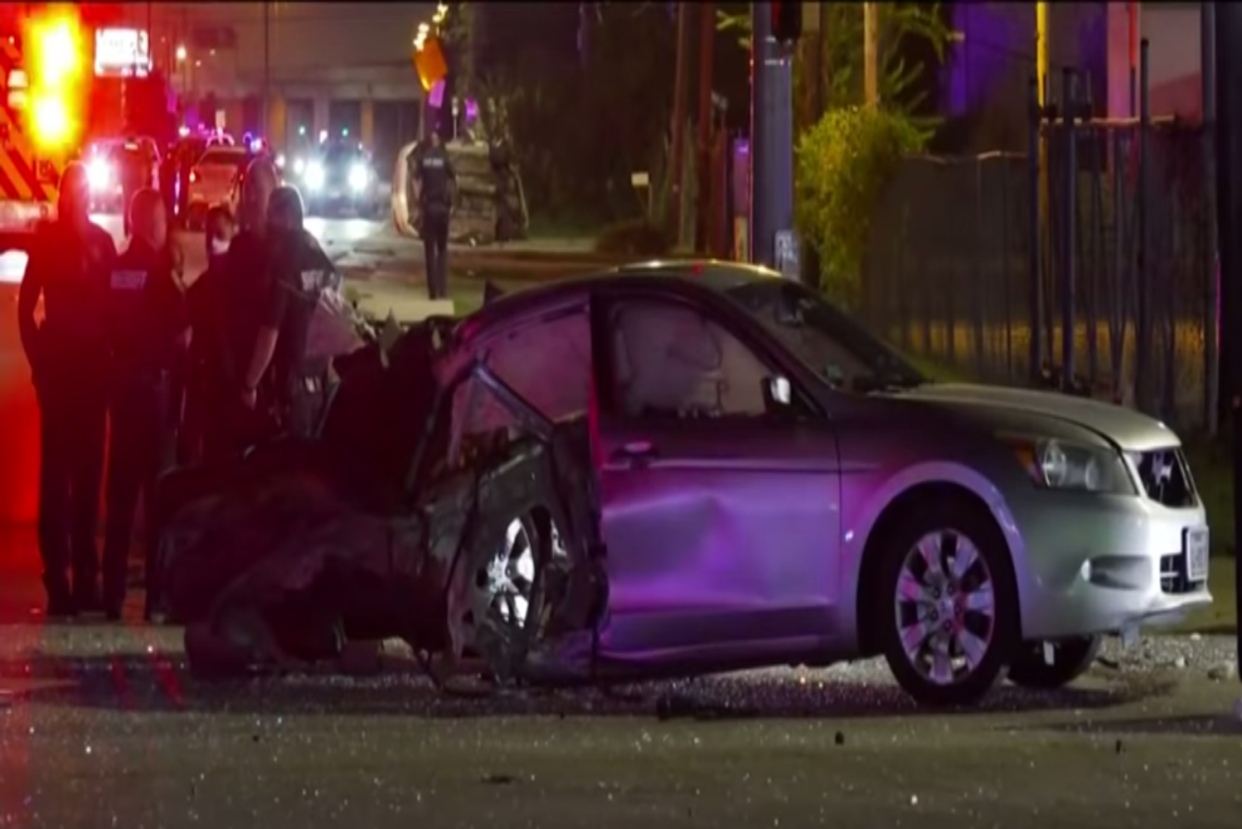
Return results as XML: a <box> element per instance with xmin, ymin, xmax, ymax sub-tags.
<box><xmin>412</xmin><ymin>131</ymin><xmax>456</xmax><ymax>300</ymax></box>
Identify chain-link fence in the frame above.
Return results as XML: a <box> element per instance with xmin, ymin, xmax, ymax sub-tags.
<box><xmin>863</xmin><ymin>119</ymin><xmax>1215</xmax><ymax>433</ymax></box>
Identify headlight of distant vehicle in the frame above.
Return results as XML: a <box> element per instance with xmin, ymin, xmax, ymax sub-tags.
<box><xmin>1006</xmin><ymin>436</ymin><xmax>1134</xmax><ymax>495</ymax></box>
<box><xmin>293</xmin><ymin>157</ymin><xmax>305</xmax><ymax>175</ymax></box>
<box><xmin>87</xmin><ymin>158</ymin><xmax>112</xmax><ymax>192</ymax></box>
<box><xmin>304</xmin><ymin>162</ymin><xmax>325</xmax><ymax>191</ymax></box>
<box><xmin>348</xmin><ymin>163</ymin><xmax>370</xmax><ymax>192</ymax></box>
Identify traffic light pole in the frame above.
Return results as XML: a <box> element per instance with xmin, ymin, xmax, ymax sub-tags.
<box><xmin>749</xmin><ymin>3</ymin><xmax>796</xmax><ymax>275</ymax></box>
<box><xmin>1215</xmin><ymin>2</ymin><xmax>1242</xmax><ymax>704</ymax></box>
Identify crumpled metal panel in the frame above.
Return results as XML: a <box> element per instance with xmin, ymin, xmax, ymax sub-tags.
<box><xmin>163</xmin><ymin>421</ymin><xmax>604</xmax><ymax>680</ymax></box>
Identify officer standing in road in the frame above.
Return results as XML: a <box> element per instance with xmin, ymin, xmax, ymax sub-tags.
<box><xmin>17</xmin><ymin>162</ymin><xmax>117</xmax><ymax>617</ymax></box>
<box><xmin>239</xmin><ymin>185</ymin><xmax>335</xmax><ymax>438</ymax></box>
<box><xmin>101</xmin><ymin>189</ymin><xmax>191</xmax><ymax>621</ymax></box>
<box><xmin>412</xmin><ymin>131</ymin><xmax>456</xmax><ymax>300</ymax></box>
<box><xmin>206</xmin><ymin>156</ymin><xmax>280</xmax><ymax>459</ymax></box>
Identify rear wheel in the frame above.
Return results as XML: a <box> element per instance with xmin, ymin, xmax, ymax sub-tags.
<box><xmin>1007</xmin><ymin>635</ymin><xmax>1102</xmax><ymax>689</ymax></box>
<box><xmin>875</xmin><ymin>499</ymin><xmax>1018</xmax><ymax>707</ymax></box>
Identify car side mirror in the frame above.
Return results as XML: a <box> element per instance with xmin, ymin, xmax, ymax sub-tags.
<box><xmin>763</xmin><ymin>375</ymin><xmax>792</xmax><ymax>412</ymax></box>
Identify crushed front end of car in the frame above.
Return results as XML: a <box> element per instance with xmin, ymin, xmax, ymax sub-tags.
<box><xmin>154</xmin><ymin>316</ymin><xmax>608</xmax><ymax>684</ymax></box>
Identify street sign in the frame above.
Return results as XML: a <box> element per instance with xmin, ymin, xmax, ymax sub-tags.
<box><xmin>775</xmin><ymin>229</ymin><xmax>799</xmax><ymax>278</ymax></box>
<box><xmin>95</xmin><ymin>28</ymin><xmax>151</xmax><ymax>77</ymax></box>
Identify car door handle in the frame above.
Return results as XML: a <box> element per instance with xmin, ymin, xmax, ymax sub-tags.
<box><xmin>610</xmin><ymin>440</ymin><xmax>659</xmax><ymax>467</ymax></box>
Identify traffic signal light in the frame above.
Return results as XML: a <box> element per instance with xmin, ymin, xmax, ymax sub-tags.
<box><xmin>771</xmin><ymin>1</ymin><xmax>802</xmax><ymax>44</ymax></box>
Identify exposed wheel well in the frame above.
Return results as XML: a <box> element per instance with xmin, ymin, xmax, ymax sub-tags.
<box><xmin>854</xmin><ymin>482</ymin><xmax>1012</xmax><ymax>657</ymax></box>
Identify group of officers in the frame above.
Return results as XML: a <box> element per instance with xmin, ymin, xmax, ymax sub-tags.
<box><xmin>17</xmin><ymin>156</ymin><xmax>337</xmax><ymax>622</ymax></box>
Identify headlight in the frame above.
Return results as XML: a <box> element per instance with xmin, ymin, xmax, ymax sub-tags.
<box><xmin>293</xmin><ymin>157</ymin><xmax>305</xmax><ymax>175</ymax></box>
<box><xmin>275</xmin><ymin>153</ymin><xmax>286</xmax><ymax>169</ymax></box>
<box><xmin>348</xmin><ymin>163</ymin><xmax>369</xmax><ymax>192</ymax></box>
<box><xmin>1008</xmin><ymin>437</ymin><xmax>1134</xmax><ymax>495</ymax></box>
<box><xmin>86</xmin><ymin>159</ymin><xmax>111</xmax><ymax>191</ymax></box>
<box><xmin>304</xmin><ymin>162</ymin><xmax>325</xmax><ymax>190</ymax></box>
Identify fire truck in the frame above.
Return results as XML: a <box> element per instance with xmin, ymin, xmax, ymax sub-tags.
<box><xmin>0</xmin><ymin>5</ymin><xmax>173</xmax><ymax>253</ymax></box>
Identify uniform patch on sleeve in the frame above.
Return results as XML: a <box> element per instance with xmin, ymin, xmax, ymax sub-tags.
<box><xmin>299</xmin><ymin>269</ymin><xmax>329</xmax><ymax>292</ymax></box>
<box><xmin>110</xmin><ymin>270</ymin><xmax>148</xmax><ymax>291</ymax></box>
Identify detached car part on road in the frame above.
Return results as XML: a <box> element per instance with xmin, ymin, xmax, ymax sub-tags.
<box><xmin>154</xmin><ymin>262</ymin><xmax>1212</xmax><ymax>706</ymax></box>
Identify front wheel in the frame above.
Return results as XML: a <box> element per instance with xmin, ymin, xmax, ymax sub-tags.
<box><xmin>875</xmin><ymin>499</ymin><xmax>1019</xmax><ymax>707</ymax></box>
<box><xmin>1007</xmin><ymin>635</ymin><xmax>1102</xmax><ymax>690</ymax></box>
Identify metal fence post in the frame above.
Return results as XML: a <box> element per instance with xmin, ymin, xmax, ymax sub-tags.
<box><xmin>1202</xmin><ymin>1</ymin><xmax>1220</xmax><ymax>435</ymax></box>
<box><xmin>1027</xmin><ymin>76</ymin><xmax>1043</xmax><ymax>381</ymax></box>
<box><xmin>1135</xmin><ymin>40</ymin><xmax>1152</xmax><ymax>414</ymax></box>
<box><xmin>1060</xmin><ymin>68</ymin><xmax>1078</xmax><ymax>389</ymax></box>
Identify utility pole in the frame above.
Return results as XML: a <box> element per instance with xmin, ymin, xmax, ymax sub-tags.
<box><xmin>863</xmin><ymin>3</ymin><xmax>878</xmax><ymax>105</ymax></box>
<box><xmin>1215</xmin><ymin>0</ymin><xmax>1242</xmax><ymax>697</ymax></box>
<box><xmin>749</xmin><ymin>2</ymin><xmax>794</xmax><ymax>271</ymax></box>
<box><xmin>668</xmin><ymin>3</ymin><xmax>689</xmax><ymax>245</ymax></box>
<box><xmin>263</xmin><ymin>1</ymin><xmax>271</xmax><ymax>137</ymax></box>
<box><xmin>694</xmin><ymin>2</ymin><xmax>715</xmax><ymax>254</ymax></box>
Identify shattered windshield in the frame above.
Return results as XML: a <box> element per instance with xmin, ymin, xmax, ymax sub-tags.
<box><xmin>727</xmin><ymin>280</ymin><xmax>926</xmax><ymax>391</ymax></box>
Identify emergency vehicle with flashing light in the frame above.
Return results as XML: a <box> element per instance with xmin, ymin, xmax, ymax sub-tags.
<box><xmin>0</xmin><ymin>6</ymin><xmax>174</xmax><ymax>252</ymax></box>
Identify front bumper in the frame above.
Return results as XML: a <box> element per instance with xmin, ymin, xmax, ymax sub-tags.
<box><xmin>1004</xmin><ymin>492</ymin><xmax>1212</xmax><ymax>640</ymax></box>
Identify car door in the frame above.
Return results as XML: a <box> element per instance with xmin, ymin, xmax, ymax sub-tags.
<box><xmin>592</xmin><ymin>290</ymin><xmax>842</xmax><ymax>663</ymax></box>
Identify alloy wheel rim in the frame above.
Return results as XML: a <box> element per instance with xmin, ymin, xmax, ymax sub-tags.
<box><xmin>894</xmin><ymin>529</ymin><xmax>996</xmax><ymax>686</ymax></box>
<box><xmin>480</xmin><ymin>518</ymin><xmax>539</xmax><ymax>629</ymax></box>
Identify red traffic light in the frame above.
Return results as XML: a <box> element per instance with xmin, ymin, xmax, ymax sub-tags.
<box><xmin>771</xmin><ymin>1</ymin><xmax>802</xmax><ymax>43</ymax></box>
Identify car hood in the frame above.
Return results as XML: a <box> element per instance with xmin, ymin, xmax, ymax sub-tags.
<box><xmin>890</xmin><ymin>383</ymin><xmax>1180</xmax><ymax>451</ymax></box>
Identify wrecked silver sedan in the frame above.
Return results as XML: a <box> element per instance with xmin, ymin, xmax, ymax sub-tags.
<box><xmin>155</xmin><ymin>261</ymin><xmax>1210</xmax><ymax>707</ymax></box>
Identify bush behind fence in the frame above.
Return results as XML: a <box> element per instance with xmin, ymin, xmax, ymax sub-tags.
<box><xmin>863</xmin><ymin>121</ymin><xmax>1215</xmax><ymax>432</ymax></box>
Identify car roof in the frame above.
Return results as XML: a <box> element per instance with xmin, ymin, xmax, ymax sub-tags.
<box><xmin>458</xmin><ymin>259</ymin><xmax>785</xmax><ymax>336</ymax></box>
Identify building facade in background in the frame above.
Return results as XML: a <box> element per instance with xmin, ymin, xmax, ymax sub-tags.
<box><xmin>942</xmin><ymin>2</ymin><xmax>1204</xmax><ymax>150</ymax></box>
<box><xmin>102</xmin><ymin>2</ymin><xmax>431</xmax><ymax>161</ymax></box>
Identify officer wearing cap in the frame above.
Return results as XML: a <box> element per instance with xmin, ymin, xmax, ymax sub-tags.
<box><xmin>17</xmin><ymin>162</ymin><xmax>118</xmax><ymax>617</ymax></box>
<box><xmin>412</xmin><ymin>131</ymin><xmax>456</xmax><ymax>300</ymax></box>
<box><xmin>100</xmin><ymin>189</ymin><xmax>190</xmax><ymax>621</ymax></box>
<box><xmin>206</xmin><ymin>156</ymin><xmax>280</xmax><ymax>458</ymax></box>
<box><xmin>239</xmin><ymin>185</ymin><xmax>336</xmax><ymax>438</ymax></box>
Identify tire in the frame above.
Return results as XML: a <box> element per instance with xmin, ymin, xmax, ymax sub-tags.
<box><xmin>1007</xmin><ymin>635</ymin><xmax>1102</xmax><ymax>690</ymax></box>
<box><xmin>874</xmin><ymin>497</ymin><xmax>1019</xmax><ymax>707</ymax></box>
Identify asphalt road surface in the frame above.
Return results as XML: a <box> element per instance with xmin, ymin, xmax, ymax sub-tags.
<box><xmin>0</xmin><ymin>213</ymin><xmax>388</xmax><ymax>526</ymax></box>
<box><xmin>0</xmin><ymin>581</ymin><xmax>1239</xmax><ymax>829</ymax></box>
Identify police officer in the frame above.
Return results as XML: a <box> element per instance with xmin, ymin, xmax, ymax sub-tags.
<box><xmin>100</xmin><ymin>189</ymin><xmax>190</xmax><ymax>620</ymax></box>
<box><xmin>17</xmin><ymin>162</ymin><xmax>117</xmax><ymax>617</ymax></box>
<box><xmin>206</xmin><ymin>156</ymin><xmax>280</xmax><ymax>459</ymax></box>
<box><xmin>413</xmin><ymin>131</ymin><xmax>456</xmax><ymax>300</ymax></box>
<box><xmin>240</xmin><ymin>185</ymin><xmax>335</xmax><ymax>438</ymax></box>
<box><xmin>181</xmin><ymin>206</ymin><xmax>236</xmax><ymax>464</ymax></box>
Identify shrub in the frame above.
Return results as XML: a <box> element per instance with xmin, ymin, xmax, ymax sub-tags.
<box><xmin>593</xmin><ymin>218</ymin><xmax>674</xmax><ymax>257</ymax></box>
<box><xmin>796</xmin><ymin>106</ymin><xmax>925</xmax><ymax>308</ymax></box>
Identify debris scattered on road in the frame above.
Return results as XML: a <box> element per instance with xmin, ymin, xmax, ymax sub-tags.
<box><xmin>481</xmin><ymin>773</ymin><xmax>519</xmax><ymax>786</ymax></box>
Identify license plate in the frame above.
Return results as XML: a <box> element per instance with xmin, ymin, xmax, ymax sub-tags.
<box><xmin>1184</xmin><ymin>526</ymin><xmax>1209</xmax><ymax>582</ymax></box>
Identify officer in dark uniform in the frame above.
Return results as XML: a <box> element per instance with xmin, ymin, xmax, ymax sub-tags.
<box><xmin>17</xmin><ymin>162</ymin><xmax>117</xmax><ymax>617</ymax></box>
<box><xmin>206</xmin><ymin>156</ymin><xmax>280</xmax><ymax>459</ymax></box>
<box><xmin>239</xmin><ymin>185</ymin><xmax>334</xmax><ymax>438</ymax></box>
<box><xmin>412</xmin><ymin>131</ymin><xmax>456</xmax><ymax>300</ymax></box>
<box><xmin>181</xmin><ymin>206</ymin><xmax>236</xmax><ymax>465</ymax></box>
<box><xmin>101</xmin><ymin>189</ymin><xmax>191</xmax><ymax>620</ymax></box>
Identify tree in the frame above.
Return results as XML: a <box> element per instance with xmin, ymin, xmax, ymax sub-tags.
<box><xmin>473</xmin><ymin>4</ymin><xmax>676</xmax><ymax>225</ymax></box>
<box><xmin>717</xmin><ymin>3</ymin><xmax>951</xmax><ymax>121</ymax></box>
